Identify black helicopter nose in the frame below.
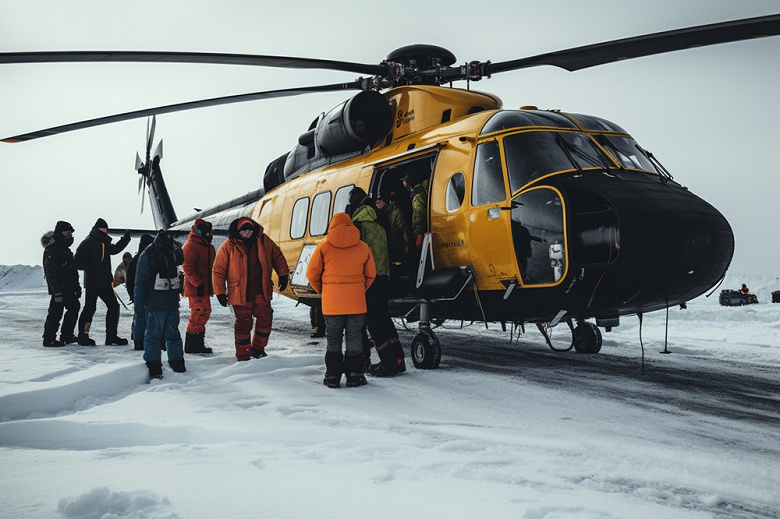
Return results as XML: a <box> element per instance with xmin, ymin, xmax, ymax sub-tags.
<box><xmin>565</xmin><ymin>173</ymin><xmax>734</xmax><ymax>314</ymax></box>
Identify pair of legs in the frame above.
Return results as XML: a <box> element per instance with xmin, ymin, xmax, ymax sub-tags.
<box><xmin>232</xmin><ymin>293</ymin><xmax>273</xmax><ymax>361</ymax></box>
<box><xmin>143</xmin><ymin>308</ymin><xmax>185</xmax><ymax>378</ymax></box>
<box><xmin>78</xmin><ymin>284</ymin><xmax>121</xmax><ymax>342</ymax></box>
<box><xmin>324</xmin><ymin>313</ymin><xmax>366</xmax><ymax>388</ymax></box>
<box><xmin>185</xmin><ymin>296</ymin><xmax>213</xmax><ymax>354</ymax></box>
<box><xmin>42</xmin><ymin>293</ymin><xmax>80</xmax><ymax>345</ymax></box>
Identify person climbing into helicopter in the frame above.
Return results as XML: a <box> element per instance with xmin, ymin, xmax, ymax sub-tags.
<box><xmin>375</xmin><ymin>191</ymin><xmax>412</xmax><ymax>277</ymax></box>
<box><xmin>403</xmin><ymin>171</ymin><xmax>430</xmax><ymax>254</ymax></box>
<box><xmin>212</xmin><ymin>217</ymin><xmax>289</xmax><ymax>361</ymax></box>
<box><xmin>306</xmin><ymin>212</ymin><xmax>376</xmax><ymax>388</ymax></box>
<box><xmin>182</xmin><ymin>218</ymin><xmax>216</xmax><ymax>354</ymax></box>
<box><xmin>348</xmin><ymin>187</ymin><xmax>406</xmax><ymax>376</ymax></box>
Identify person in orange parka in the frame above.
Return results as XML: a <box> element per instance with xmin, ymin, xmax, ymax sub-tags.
<box><xmin>306</xmin><ymin>212</ymin><xmax>376</xmax><ymax>388</ymax></box>
<box><xmin>182</xmin><ymin>218</ymin><xmax>216</xmax><ymax>354</ymax></box>
<box><xmin>212</xmin><ymin>217</ymin><xmax>289</xmax><ymax>361</ymax></box>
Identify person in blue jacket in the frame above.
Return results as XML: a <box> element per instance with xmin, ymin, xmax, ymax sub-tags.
<box><xmin>133</xmin><ymin>231</ymin><xmax>185</xmax><ymax>379</ymax></box>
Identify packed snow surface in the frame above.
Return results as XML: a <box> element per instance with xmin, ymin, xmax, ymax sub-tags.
<box><xmin>1</xmin><ymin>266</ymin><xmax>779</xmax><ymax>518</ymax></box>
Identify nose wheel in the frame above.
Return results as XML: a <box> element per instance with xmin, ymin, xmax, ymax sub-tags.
<box><xmin>411</xmin><ymin>330</ymin><xmax>441</xmax><ymax>369</ymax></box>
<box><xmin>572</xmin><ymin>321</ymin><xmax>602</xmax><ymax>353</ymax></box>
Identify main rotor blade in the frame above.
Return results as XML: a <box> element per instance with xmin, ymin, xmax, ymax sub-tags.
<box><xmin>487</xmin><ymin>14</ymin><xmax>780</xmax><ymax>74</ymax></box>
<box><xmin>0</xmin><ymin>50</ymin><xmax>387</xmax><ymax>76</ymax></box>
<box><xmin>2</xmin><ymin>80</ymin><xmax>364</xmax><ymax>142</ymax></box>
<box><xmin>147</xmin><ymin>115</ymin><xmax>156</xmax><ymax>155</ymax></box>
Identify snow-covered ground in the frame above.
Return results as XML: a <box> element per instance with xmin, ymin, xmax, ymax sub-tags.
<box><xmin>1</xmin><ymin>265</ymin><xmax>779</xmax><ymax>519</ymax></box>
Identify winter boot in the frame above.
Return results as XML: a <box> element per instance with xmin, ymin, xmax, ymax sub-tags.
<box><xmin>235</xmin><ymin>339</ymin><xmax>252</xmax><ymax>361</ymax></box>
<box><xmin>77</xmin><ymin>334</ymin><xmax>96</xmax><ymax>346</ymax></box>
<box><xmin>323</xmin><ymin>351</ymin><xmax>344</xmax><ymax>388</ymax></box>
<box><xmin>105</xmin><ymin>336</ymin><xmax>129</xmax><ymax>346</ymax></box>
<box><xmin>369</xmin><ymin>339</ymin><xmax>404</xmax><ymax>376</ymax></box>
<box><xmin>344</xmin><ymin>354</ymin><xmax>367</xmax><ymax>387</ymax></box>
<box><xmin>185</xmin><ymin>332</ymin><xmax>212</xmax><ymax>354</ymax></box>
<box><xmin>134</xmin><ymin>340</ymin><xmax>144</xmax><ymax>351</ymax></box>
<box><xmin>168</xmin><ymin>359</ymin><xmax>186</xmax><ymax>373</ymax></box>
<box><xmin>251</xmin><ymin>347</ymin><xmax>267</xmax><ymax>359</ymax></box>
<box><xmin>146</xmin><ymin>361</ymin><xmax>163</xmax><ymax>379</ymax></box>
<box><xmin>43</xmin><ymin>338</ymin><xmax>65</xmax><ymax>347</ymax></box>
<box><xmin>60</xmin><ymin>334</ymin><xmax>78</xmax><ymax>345</ymax></box>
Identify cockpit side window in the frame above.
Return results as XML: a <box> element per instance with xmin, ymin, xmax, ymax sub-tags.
<box><xmin>471</xmin><ymin>140</ymin><xmax>506</xmax><ymax>206</ymax></box>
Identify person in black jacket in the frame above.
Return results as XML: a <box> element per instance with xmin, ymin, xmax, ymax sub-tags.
<box><xmin>126</xmin><ymin>233</ymin><xmax>153</xmax><ymax>350</ymax></box>
<box><xmin>133</xmin><ymin>231</ymin><xmax>185</xmax><ymax>379</ymax></box>
<box><xmin>74</xmin><ymin>218</ymin><xmax>131</xmax><ymax>346</ymax></box>
<box><xmin>41</xmin><ymin>221</ymin><xmax>81</xmax><ymax>347</ymax></box>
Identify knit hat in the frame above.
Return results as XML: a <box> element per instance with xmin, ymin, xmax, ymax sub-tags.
<box><xmin>54</xmin><ymin>220</ymin><xmax>74</xmax><ymax>233</ymax></box>
<box><xmin>94</xmin><ymin>218</ymin><xmax>108</xmax><ymax>229</ymax></box>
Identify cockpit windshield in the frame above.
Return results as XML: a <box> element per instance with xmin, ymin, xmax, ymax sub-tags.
<box><xmin>503</xmin><ymin>131</ymin><xmax>612</xmax><ymax>193</ymax></box>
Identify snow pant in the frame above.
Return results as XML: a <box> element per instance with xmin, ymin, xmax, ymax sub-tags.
<box><xmin>232</xmin><ymin>292</ymin><xmax>273</xmax><ymax>360</ymax></box>
<box><xmin>186</xmin><ymin>295</ymin><xmax>212</xmax><ymax>333</ymax></box>
<box><xmin>364</xmin><ymin>275</ymin><xmax>404</xmax><ymax>363</ymax></box>
<box><xmin>78</xmin><ymin>284</ymin><xmax>120</xmax><ymax>338</ymax></box>
<box><xmin>143</xmin><ymin>308</ymin><xmax>184</xmax><ymax>363</ymax></box>
<box><xmin>324</xmin><ymin>314</ymin><xmax>365</xmax><ymax>356</ymax></box>
<box><xmin>325</xmin><ymin>314</ymin><xmax>365</xmax><ymax>378</ymax></box>
<box><xmin>43</xmin><ymin>293</ymin><xmax>80</xmax><ymax>342</ymax></box>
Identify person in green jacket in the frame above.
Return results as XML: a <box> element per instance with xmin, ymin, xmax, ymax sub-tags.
<box><xmin>348</xmin><ymin>188</ymin><xmax>406</xmax><ymax>376</ymax></box>
<box><xmin>404</xmin><ymin>176</ymin><xmax>430</xmax><ymax>250</ymax></box>
<box><xmin>375</xmin><ymin>191</ymin><xmax>412</xmax><ymax>272</ymax></box>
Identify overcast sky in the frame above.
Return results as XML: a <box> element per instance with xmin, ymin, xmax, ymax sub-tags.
<box><xmin>1</xmin><ymin>0</ymin><xmax>779</xmax><ymax>278</ymax></box>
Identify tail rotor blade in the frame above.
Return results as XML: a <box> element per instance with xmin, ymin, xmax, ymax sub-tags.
<box><xmin>135</xmin><ymin>151</ymin><xmax>142</xmax><ymax>171</ymax></box>
<box><xmin>137</xmin><ymin>173</ymin><xmax>143</xmax><ymax>195</ymax></box>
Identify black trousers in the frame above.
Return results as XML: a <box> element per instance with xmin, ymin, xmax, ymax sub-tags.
<box><xmin>78</xmin><ymin>284</ymin><xmax>120</xmax><ymax>338</ymax></box>
<box><xmin>365</xmin><ymin>276</ymin><xmax>398</xmax><ymax>348</ymax></box>
<box><xmin>43</xmin><ymin>293</ymin><xmax>80</xmax><ymax>342</ymax></box>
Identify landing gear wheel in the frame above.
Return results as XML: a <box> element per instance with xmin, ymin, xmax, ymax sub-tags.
<box><xmin>411</xmin><ymin>332</ymin><xmax>441</xmax><ymax>369</ymax></box>
<box><xmin>572</xmin><ymin>322</ymin><xmax>602</xmax><ymax>353</ymax></box>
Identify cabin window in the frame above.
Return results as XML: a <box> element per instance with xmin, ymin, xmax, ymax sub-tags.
<box><xmin>510</xmin><ymin>188</ymin><xmax>566</xmax><ymax>285</ymax></box>
<box><xmin>471</xmin><ymin>140</ymin><xmax>506</xmax><ymax>206</ymax></box>
<box><xmin>445</xmin><ymin>172</ymin><xmax>466</xmax><ymax>211</ymax></box>
<box><xmin>333</xmin><ymin>184</ymin><xmax>354</xmax><ymax>217</ymax></box>
<box><xmin>290</xmin><ymin>197</ymin><xmax>309</xmax><ymax>239</ymax></box>
<box><xmin>310</xmin><ymin>191</ymin><xmax>332</xmax><ymax>236</ymax></box>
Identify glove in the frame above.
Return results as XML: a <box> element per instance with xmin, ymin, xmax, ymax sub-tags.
<box><xmin>122</xmin><ymin>229</ymin><xmax>131</xmax><ymax>241</ymax></box>
<box><xmin>415</xmin><ymin>234</ymin><xmax>423</xmax><ymax>248</ymax></box>
<box><xmin>217</xmin><ymin>294</ymin><xmax>228</xmax><ymax>307</ymax></box>
<box><xmin>196</xmin><ymin>284</ymin><xmax>205</xmax><ymax>297</ymax></box>
<box><xmin>54</xmin><ymin>293</ymin><xmax>63</xmax><ymax>304</ymax></box>
<box><xmin>278</xmin><ymin>275</ymin><xmax>288</xmax><ymax>292</ymax></box>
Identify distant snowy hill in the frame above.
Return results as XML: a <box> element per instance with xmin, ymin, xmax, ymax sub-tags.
<box><xmin>0</xmin><ymin>264</ymin><xmax>46</xmax><ymax>291</ymax></box>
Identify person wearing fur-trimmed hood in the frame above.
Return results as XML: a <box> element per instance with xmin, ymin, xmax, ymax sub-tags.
<box><xmin>41</xmin><ymin>220</ymin><xmax>81</xmax><ymax>347</ymax></box>
<box><xmin>212</xmin><ymin>217</ymin><xmax>289</xmax><ymax>361</ymax></box>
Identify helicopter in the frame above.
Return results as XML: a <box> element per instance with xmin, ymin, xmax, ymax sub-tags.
<box><xmin>3</xmin><ymin>14</ymin><xmax>779</xmax><ymax>368</ymax></box>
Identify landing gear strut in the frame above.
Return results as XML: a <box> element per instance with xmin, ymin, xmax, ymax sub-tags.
<box><xmin>411</xmin><ymin>300</ymin><xmax>441</xmax><ymax>369</ymax></box>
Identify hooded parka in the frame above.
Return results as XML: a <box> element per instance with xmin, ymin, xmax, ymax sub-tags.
<box><xmin>212</xmin><ymin>218</ymin><xmax>289</xmax><ymax>306</ymax></box>
<box><xmin>351</xmin><ymin>205</ymin><xmax>390</xmax><ymax>277</ymax></box>
<box><xmin>183</xmin><ymin>218</ymin><xmax>216</xmax><ymax>297</ymax></box>
<box><xmin>307</xmin><ymin>212</ymin><xmax>376</xmax><ymax>315</ymax></box>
